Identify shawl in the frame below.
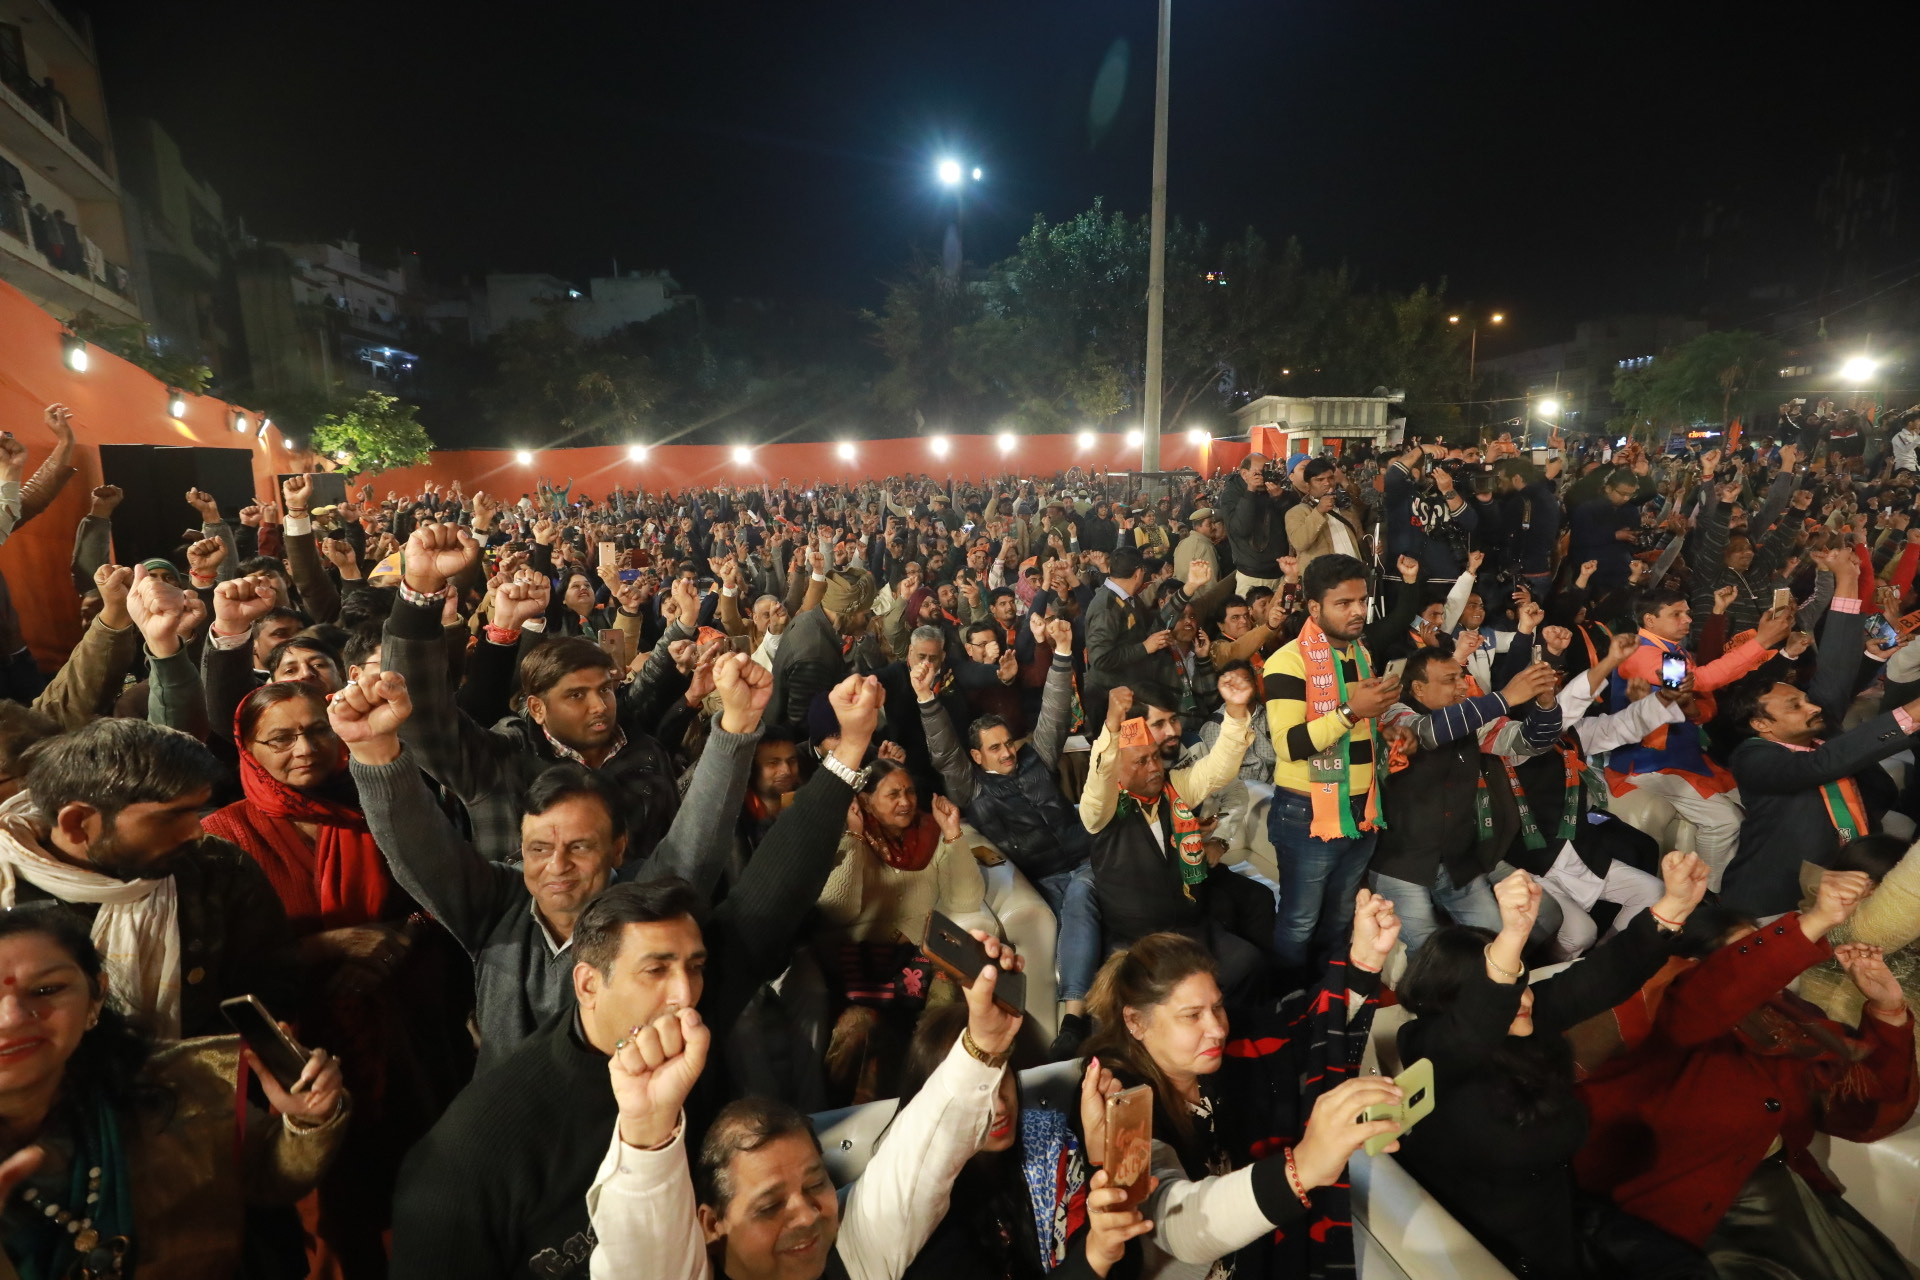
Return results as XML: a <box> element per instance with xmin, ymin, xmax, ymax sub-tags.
<box><xmin>860</xmin><ymin>811</ymin><xmax>942</xmax><ymax>872</ymax></box>
<box><xmin>0</xmin><ymin>791</ymin><xmax>182</xmax><ymax>1040</ymax></box>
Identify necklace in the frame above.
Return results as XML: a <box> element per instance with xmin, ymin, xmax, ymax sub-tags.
<box><xmin>19</xmin><ymin>1167</ymin><xmax>128</xmax><ymax>1278</ymax></box>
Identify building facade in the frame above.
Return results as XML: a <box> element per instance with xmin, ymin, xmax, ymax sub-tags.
<box><xmin>0</xmin><ymin>0</ymin><xmax>140</xmax><ymax>322</ymax></box>
<box><xmin>1233</xmin><ymin>394</ymin><xmax>1406</xmax><ymax>457</ymax></box>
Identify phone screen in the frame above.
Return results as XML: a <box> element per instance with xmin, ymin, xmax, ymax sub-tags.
<box><xmin>220</xmin><ymin>995</ymin><xmax>311</xmax><ymax>1092</ymax></box>
<box><xmin>1105</xmin><ymin>1085</ymin><xmax>1155</xmax><ymax>1209</ymax></box>
<box><xmin>1659</xmin><ymin>654</ymin><xmax>1688</xmax><ymax>689</ymax></box>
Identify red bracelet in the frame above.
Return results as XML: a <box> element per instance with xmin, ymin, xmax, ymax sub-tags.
<box><xmin>1283</xmin><ymin>1146</ymin><xmax>1312</xmax><ymax>1208</ymax></box>
<box><xmin>1350</xmin><ymin>956</ymin><xmax>1382</xmax><ymax>974</ymax></box>
<box><xmin>1650</xmin><ymin>909</ymin><xmax>1684</xmax><ymax>931</ymax></box>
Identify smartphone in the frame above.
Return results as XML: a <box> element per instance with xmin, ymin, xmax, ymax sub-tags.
<box><xmin>1105</xmin><ymin>1084</ymin><xmax>1155</xmax><ymax>1210</ymax></box>
<box><xmin>220</xmin><ymin>995</ymin><xmax>312</xmax><ymax>1093</ymax></box>
<box><xmin>1659</xmin><ymin>653</ymin><xmax>1688</xmax><ymax>690</ymax></box>
<box><xmin>919</xmin><ymin>910</ymin><xmax>1027</xmax><ymax>1017</ymax></box>
<box><xmin>1864</xmin><ymin>615</ymin><xmax>1898</xmax><ymax>647</ymax></box>
<box><xmin>618</xmin><ymin>568</ymin><xmax>640</xmax><ymax>583</ymax></box>
<box><xmin>598</xmin><ymin>629</ymin><xmax>631</xmax><ymax>671</ymax></box>
<box><xmin>728</xmin><ymin>633</ymin><xmax>753</xmax><ymax>654</ymax></box>
<box><xmin>1360</xmin><ymin>1056</ymin><xmax>1436</xmax><ymax>1157</ymax></box>
<box><xmin>598</xmin><ymin>542</ymin><xmax>615</xmax><ymax>568</ymax></box>
<box><xmin>1771</xmin><ymin>587</ymin><xmax>1792</xmax><ymax>614</ymax></box>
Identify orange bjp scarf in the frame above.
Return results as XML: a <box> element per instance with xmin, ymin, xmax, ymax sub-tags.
<box><xmin>1296</xmin><ymin>617</ymin><xmax>1385</xmax><ymax>840</ymax></box>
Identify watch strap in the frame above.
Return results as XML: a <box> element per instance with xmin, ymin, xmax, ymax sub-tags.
<box><xmin>819</xmin><ymin>752</ymin><xmax>866</xmax><ymax>790</ymax></box>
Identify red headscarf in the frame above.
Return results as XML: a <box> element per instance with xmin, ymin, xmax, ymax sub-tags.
<box><xmin>202</xmin><ymin>689</ymin><xmax>392</xmax><ymax>931</ymax></box>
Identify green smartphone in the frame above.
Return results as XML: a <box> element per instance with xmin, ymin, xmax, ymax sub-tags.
<box><xmin>1361</xmin><ymin>1057</ymin><xmax>1435</xmax><ymax>1156</ymax></box>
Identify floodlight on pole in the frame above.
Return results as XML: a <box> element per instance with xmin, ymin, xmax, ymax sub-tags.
<box><xmin>936</xmin><ymin>158</ymin><xmax>963</xmax><ymax>187</ymax></box>
<box><xmin>1840</xmin><ymin>356</ymin><xmax>1880</xmax><ymax>384</ymax></box>
<box><xmin>1538</xmin><ymin>399</ymin><xmax>1560</xmax><ymax>418</ymax></box>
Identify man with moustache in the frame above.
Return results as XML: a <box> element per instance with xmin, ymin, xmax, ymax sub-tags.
<box><xmin>0</xmin><ymin>717</ymin><xmax>298</xmax><ymax>1038</ymax></box>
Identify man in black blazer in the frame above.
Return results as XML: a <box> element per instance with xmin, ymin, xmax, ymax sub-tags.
<box><xmin>1082</xmin><ymin>545</ymin><xmax>1171</xmax><ymax>729</ymax></box>
<box><xmin>1722</xmin><ymin>548</ymin><xmax>1920</xmax><ymax>915</ymax></box>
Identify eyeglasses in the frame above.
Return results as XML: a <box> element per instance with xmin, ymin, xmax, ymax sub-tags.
<box><xmin>251</xmin><ymin>724</ymin><xmax>338</xmax><ymax>753</ymax></box>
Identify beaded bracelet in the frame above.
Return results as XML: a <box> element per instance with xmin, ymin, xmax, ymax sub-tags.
<box><xmin>1283</xmin><ymin>1146</ymin><xmax>1312</xmax><ymax>1208</ymax></box>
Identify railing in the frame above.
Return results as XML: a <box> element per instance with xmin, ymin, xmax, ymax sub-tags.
<box><xmin>0</xmin><ymin>190</ymin><xmax>24</xmax><ymax>243</ymax></box>
<box><xmin>0</xmin><ymin>44</ymin><xmax>109</xmax><ymax>170</ymax></box>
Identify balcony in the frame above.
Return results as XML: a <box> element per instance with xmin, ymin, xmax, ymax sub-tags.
<box><xmin>0</xmin><ymin>188</ymin><xmax>140</xmax><ymax>320</ymax></box>
<box><xmin>0</xmin><ymin>41</ymin><xmax>116</xmax><ymax>199</ymax></box>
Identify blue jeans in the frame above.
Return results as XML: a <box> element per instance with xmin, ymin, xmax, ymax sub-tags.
<box><xmin>1034</xmin><ymin>863</ymin><xmax>1101</xmax><ymax>1002</ymax></box>
<box><xmin>1268</xmin><ymin>790</ymin><xmax>1377</xmax><ymax>973</ymax></box>
<box><xmin>1370</xmin><ymin>863</ymin><xmax>1503</xmax><ymax>956</ymax></box>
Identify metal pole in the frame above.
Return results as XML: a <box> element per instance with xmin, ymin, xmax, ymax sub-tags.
<box><xmin>1142</xmin><ymin>0</ymin><xmax>1171</xmax><ymax>473</ymax></box>
<box><xmin>1467</xmin><ymin>325</ymin><xmax>1479</xmax><ymax>430</ymax></box>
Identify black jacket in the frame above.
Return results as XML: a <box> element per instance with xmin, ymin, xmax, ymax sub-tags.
<box><xmin>1219</xmin><ymin>471</ymin><xmax>1289</xmax><ymax>579</ymax></box>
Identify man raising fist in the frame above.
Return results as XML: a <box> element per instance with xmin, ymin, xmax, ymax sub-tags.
<box><xmin>389</xmin><ymin>673</ymin><xmax>887</xmax><ymax>1279</ymax></box>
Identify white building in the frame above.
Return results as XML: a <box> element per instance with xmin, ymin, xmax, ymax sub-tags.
<box><xmin>471</xmin><ymin>268</ymin><xmax>684</xmax><ymax>341</ymax></box>
<box><xmin>1233</xmin><ymin>394</ymin><xmax>1405</xmax><ymax>457</ymax></box>
<box><xmin>0</xmin><ymin>0</ymin><xmax>141</xmax><ymax>321</ymax></box>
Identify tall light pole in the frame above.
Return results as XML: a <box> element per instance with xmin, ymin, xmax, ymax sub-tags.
<box><xmin>1142</xmin><ymin>0</ymin><xmax>1172</xmax><ymax>472</ymax></box>
<box><xmin>936</xmin><ymin>158</ymin><xmax>980</xmax><ymax>282</ymax></box>
<box><xmin>1448</xmin><ymin>310</ymin><xmax>1505</xmax><ymax>427</ymax></box>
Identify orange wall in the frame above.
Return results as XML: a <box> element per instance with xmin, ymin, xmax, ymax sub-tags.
<box><xmin>371</xmin><ymin>433</ymin><xmax>1248</xmax><ymax>505</ymax></box>
<box><xmin>0</xmin><ymin>275</ymin><xmax>1248</xmax><ymax>668</ymax></box>
<box><xmin>0</xmin><ymin>278</ymin><xmax>303</xmax><ymax>665</ymax></box>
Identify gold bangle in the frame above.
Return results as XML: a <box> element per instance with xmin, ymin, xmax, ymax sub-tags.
<box><xmin>1483</xmin><ymin>944</ymin><xmax>1523</xmax><ymax>982</ymax></box>
<box><xmin>961</xmin><ymin>1027</ymin><xmax>1010</xmax><ymax>1069</ymax></box>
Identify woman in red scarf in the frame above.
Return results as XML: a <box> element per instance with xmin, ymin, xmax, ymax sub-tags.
<box><xmin>202</xmin><ymin>683</ymin><xmax>471</xmax><ymax>1274</ymax></box>
<box><xmin>809</xmin><ymin>758</ymin><xmax>998</xmax><ymax>1104</ymax></box>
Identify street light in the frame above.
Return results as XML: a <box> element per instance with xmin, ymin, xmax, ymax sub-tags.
<box><xmin>1840</xmin><ymin>355</ymin><xmax>1880</xmax><ymax>384</ymax></box>
<box><xmin>1449</xmin><ymin>311</ymin><xmax>1507</xmax><ymax>415</ymax></box>
<box><xmin>1537</xmin><ymin>398</ymin><xmax>1560</xmax><ymax>419</ymax></box>
<box><xmin>936</xmin><ymin>158</ymin><xmax>963</xmax><ymax>187</ymax></box>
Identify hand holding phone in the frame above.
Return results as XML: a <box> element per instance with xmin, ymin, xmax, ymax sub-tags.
<box><xmin>1359</xmin><ymin>1057</ymin><xmax>1436</xmax><ymax>1156</ymax></box>
<box><xmin>1659</xmin><ymin>653</ymin><xmax>1688</xmax><ymax>690</ymax></box>
<box><xmin>919</xmin><ymin>910</ymin><xmax>1027</xmax><ymax>1016</ymax></box>
<box><xmin>220</xmin><ymin>995</ymin><xmax>312</xmax><ymax>1093</ymax></box>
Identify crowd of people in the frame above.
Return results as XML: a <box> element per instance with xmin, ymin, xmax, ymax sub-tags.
<box><xmin>1</xmin><ymin>396</ymin><xmax>1918</xmax><ymax>1279</ymax></box>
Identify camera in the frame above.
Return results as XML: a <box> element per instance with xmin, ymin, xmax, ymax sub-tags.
<box><xmin>1261</xmin><ymin>460</ymin><xmax>1289</xmax><ymax>485</ymax></box>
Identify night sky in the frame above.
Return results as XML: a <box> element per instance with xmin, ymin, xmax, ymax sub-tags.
<box><xmin>83</xmin><ymin>0</ymin><xmax>1917</xmax><ymax>350</ymax></box>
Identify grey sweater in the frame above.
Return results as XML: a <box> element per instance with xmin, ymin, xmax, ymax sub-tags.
<box><xmin>352</xmin><ymin>722</ymin><xmax>760</xmax><ymax>1075</ymax></box>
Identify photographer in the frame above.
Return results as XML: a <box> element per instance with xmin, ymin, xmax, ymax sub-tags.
<box><xmin>1493</xmin><ymin>455</ymin><xmax>1562</xmax><ymax>598</ymax></box>
<box><xmin>1891</xmin><ymin>407</ymin><xmax>1920</xmax><ymax>475</ymax></box>
<box><xmin>1219</xmin><ymin>452</ymin><xmax>1291</xmax><ymax>594</ymax></box>
<box><xmin>1384</xmin><ymin>442</ymin><xmax>1477</xmax><ymax>583</ymax></box>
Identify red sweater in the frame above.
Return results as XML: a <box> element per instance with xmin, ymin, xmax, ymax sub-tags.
<box><xmin>1574</xmin><ymin>914</ymin><xmax>1917</xmax><ymax>1244</ymax></box>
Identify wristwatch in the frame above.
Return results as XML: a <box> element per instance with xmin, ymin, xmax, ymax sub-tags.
<box><xmin>819</xmin><ymin>751</ymin><xmax>869</xmax><ymax>790</ymax></box>
<box><xmin>1336</xmin><ymin>700</ymin><xmax>1354</xmax><ymax>721</ymax></box>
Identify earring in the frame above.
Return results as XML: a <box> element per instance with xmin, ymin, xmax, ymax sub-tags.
<box><xmin>86</xmin><ymin>1013</ymin><xmax>100</xmax><ymax>1029</ymax></box>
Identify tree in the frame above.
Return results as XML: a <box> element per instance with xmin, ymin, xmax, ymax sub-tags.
<box><xmin>1610</xmin><ymin>330</ymin><xmax>1778</xmax><ymax>440</ymax></box>
<box><xmin>479</xmin><ymin>306</ymin><xmax>659</xmax><ymax>447</ymax></box>
<box><xmin>64</xmin><ymin>310</ymin><xmax>212</xmax><ymax>394</ymax></box>
<box><xmin>312</xmin><ymin>391</ymin><xmax>433</xmax><ymax>475</ymax></box>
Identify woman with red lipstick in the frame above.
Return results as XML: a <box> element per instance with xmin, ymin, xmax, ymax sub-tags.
<box><xmin>1393</xmin><ymin>857</ymin><xmax>1715</xmax><ymax>1278</ymax></box>
<box><xmin>1073</xmin><ymin>889</ymin><xmax>1406</xmax><ymax>1280</ymax></box>
<box><xmin>0</xmin><ymin>907</ymin><xmax>347</xmax><ymax>1279</ymax></box>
